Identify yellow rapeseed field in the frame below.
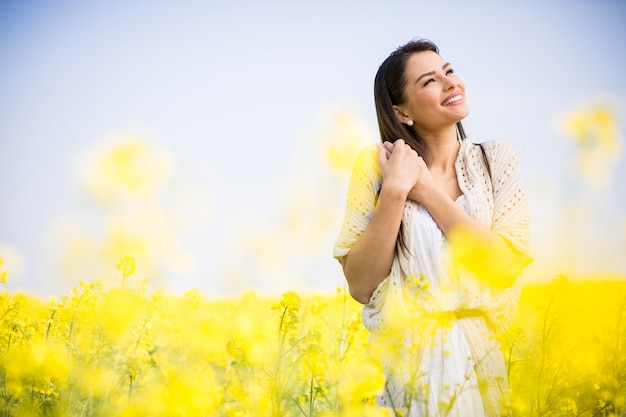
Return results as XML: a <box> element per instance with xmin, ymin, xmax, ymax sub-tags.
<box><xmin>0</xmin><ymin>254</ymin><xmax>624</xmax><ymax>416</ymax></box>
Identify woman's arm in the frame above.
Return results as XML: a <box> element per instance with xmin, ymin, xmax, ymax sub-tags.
<box><xmin>407</xmin><ymin>143</ymin><xmax>531</xmax><ymax>287</ymax></box>
<box><xmin>412</xmin><ymin>185</ymin><xmax>495</xmax><ymax>242</ymax></box>
<box><xmin>342</xmin><ymin>140</ymin><xmax>423</xmax><ymax>304</ymax></box>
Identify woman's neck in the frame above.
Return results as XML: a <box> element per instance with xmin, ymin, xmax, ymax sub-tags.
<box><xmin>419</xmin><ymin>127</ymin><xmax>460</xmax><ymax>171</ymax></box>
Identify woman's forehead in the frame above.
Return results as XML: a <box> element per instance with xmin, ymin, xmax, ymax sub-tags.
<box><xmin>405</xmin><ymin>51</ymin><xmax>446</xmax><ymax>73</ymax></box>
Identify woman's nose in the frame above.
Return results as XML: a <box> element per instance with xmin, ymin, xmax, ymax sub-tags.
<box><xmin>443</xmin><ymin>76</ymin><xmax>456</xmax><ymax>90</ymax></box>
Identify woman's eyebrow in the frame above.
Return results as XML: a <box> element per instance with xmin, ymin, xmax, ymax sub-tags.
<box><xmin>415</xmin><ymin>62</ymin><xmax>452</xmax><ymax>84</ymax></box>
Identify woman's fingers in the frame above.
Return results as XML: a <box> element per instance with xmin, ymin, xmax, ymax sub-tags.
<box><xmin>377</xmin><ymin>144</ymin><xmax>389</xmax><ymax>167</ymax></box>
<box><xmin>380</xmin><ymin>139</ymin><xmax>425</xmax><ymax>181</ymax></box>
<box><xmin>377</xmin><ymin>140</ymin><xmax>424</xmax><ymax>196</ymax></box>
<box><xmin>382</xmin><ymin>141</ymin><xmax>394</xmax><ymax>158</ymax></box>
<box><xmin>390</xmin><ymin>140</ymin><xmax>417</xmax><ymax>161</ymax></box>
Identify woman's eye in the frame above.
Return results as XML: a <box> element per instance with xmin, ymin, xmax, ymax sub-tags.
<box><xmin>423</xmin><ymin>78</ymin><xmax>435</xmax><ymax>86</ymax></box>
<box><xmin>446</xmin><ymin>68</ymin><xmax>455</xmax><ymax>76</ymax></box>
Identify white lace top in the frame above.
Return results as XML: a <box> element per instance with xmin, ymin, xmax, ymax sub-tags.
<box><xmin>333</xmin><ymin>139</ymin><xmax>532</xmax><ymax>416</ymax></box>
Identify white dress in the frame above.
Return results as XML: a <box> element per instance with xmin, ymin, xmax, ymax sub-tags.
<box><xmin>380</xmin><ymin>195</ymin><xmax>485</xmax><ymax>417</ymax></box>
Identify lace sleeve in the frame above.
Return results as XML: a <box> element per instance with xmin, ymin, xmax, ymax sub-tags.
<box><xmin>332</xmin><ymin>144</ymin><xmax>383</xmax><ymax>262</ymax></box>
<box><xmin>483</xmin><ymin>140</ymin><xmax>532</xmax><ymax>266</ymax></box>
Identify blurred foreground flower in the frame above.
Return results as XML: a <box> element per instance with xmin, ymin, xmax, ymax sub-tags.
<box><xmin>561</xmin><ymin>102</ymin><xmax>622</xmax><ymax>188</ymax></box>
<box><xmin>447</xmin><ymin>225</ymin><xmax>532</xmax><ymax>288</ymax></box>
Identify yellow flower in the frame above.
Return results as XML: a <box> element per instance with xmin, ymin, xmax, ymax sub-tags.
<box><xmin>272</xmin><ymin>291</ymin><xmax>301</xmax><ymax>329</ymax></box>
<box><xmin>116</xmin><ymin>255</ymin><xmax>136</xmax><ymax>280</ymax></box>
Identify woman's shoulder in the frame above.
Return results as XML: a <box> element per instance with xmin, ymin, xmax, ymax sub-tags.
<box><xmin>351</xmin><ymin>143</ymin><xmax>382</xmax><ymax>177</ymax></box>
<box><xmin>462</xmin><ymin>139</ymin><xmax>520</xmax><ymax>164</ymax></box>
<box><xmin>355</xmin><ymin>143</ymin><xmax>380</xmax><ymax>159</ymax></box>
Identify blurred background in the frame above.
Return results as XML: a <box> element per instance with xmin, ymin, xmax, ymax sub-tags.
<box><xmin>1</xmin><ymin>0</ymin><xmax>625</xmax><ymax>297</ymax></box>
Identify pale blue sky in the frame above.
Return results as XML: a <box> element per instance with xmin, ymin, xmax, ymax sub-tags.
<box><xmin>1</xmin><ymin>0</ymin><xmax>625</xmax><ymax>296</ymax></box>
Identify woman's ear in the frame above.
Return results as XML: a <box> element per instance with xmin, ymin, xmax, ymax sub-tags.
<box><xmin>392</xmin><ymin>105</ymin><xmax>411</xmax><ymax>125</ymax></box>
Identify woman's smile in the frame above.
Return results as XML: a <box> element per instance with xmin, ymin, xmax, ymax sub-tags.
<box><xmin>442</xmin><ymin>93</ymin><xmax>464</xmax><ymax>106</ymax></box>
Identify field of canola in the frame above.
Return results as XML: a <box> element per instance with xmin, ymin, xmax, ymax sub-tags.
<box><xmin>0</xmin><ymin>253</ymin><xmax>624</xmax><ymax>417</ymax></box>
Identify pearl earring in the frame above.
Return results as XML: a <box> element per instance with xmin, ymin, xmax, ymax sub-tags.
<box><xmin>407</xmin><ymin>120</ymin><xmax>414</xmax><ymax>127</ymax></box>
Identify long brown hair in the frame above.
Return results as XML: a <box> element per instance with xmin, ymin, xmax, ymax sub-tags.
<box><xmin>373</xmin><ymin>39</ymin><xmax>466</xmax><ymax>161</ymax></box>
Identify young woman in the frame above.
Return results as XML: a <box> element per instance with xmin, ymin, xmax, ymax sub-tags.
<box><xmin>333</xmin><ymin>39</ymin><xmax>532</xmax><ymax>416</ymax></box>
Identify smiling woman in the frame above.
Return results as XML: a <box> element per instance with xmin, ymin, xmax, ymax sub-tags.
<box><xmin>333</xmin><ymin>39</ymin><xmax>532</xmax><ymax>417</ymax></box>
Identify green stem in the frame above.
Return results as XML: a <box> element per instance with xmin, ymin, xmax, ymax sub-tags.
<box><xmin>45</xmin><ymin>309</ymin><xmax>57</xmax><ymax>346</ymax></box>
<box><xmin>0</xmin><ymin>306</ymin><xmax>15</xmax><ymax>323</ymax></box>
<box><xmin>309</xmin><ymin>375</ymin><xmax>315</xmax><ymax>416</ymax></box>
<box><xmin>3</xmin><ymin>333</ymin><xmax>11</xmax><ymax>399</ymax></box>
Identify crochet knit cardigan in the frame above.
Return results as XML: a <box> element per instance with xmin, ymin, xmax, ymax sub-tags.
<box><xmin>333</xmin><ymin>138</ymin><xmax>532</xmax><ymax>416</ymax></box>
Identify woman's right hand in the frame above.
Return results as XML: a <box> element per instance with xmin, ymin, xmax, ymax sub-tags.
<box><xmin>378</xmin><ymin>139</ymin><xmax>425</xmax><ymax>199</ymax></box>
<box><xmin>344</xmin><ymin>140</ymin><xmax>420</xmax><ymax>304</ymax></box>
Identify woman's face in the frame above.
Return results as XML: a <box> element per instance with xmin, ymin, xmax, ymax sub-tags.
<box><xmin>394</xmin><ymin>50</ymin><xmax>469</xmax><ymax>136</ymax></box>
